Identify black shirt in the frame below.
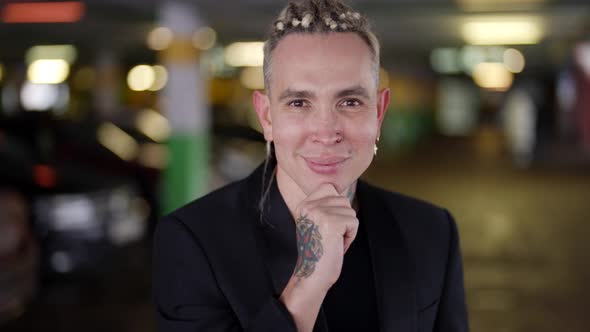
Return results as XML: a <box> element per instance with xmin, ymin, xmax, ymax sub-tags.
<box><xmin>322</xmin><ymin>204</ymin><xmax>380</xmax><ymax>331</ymax></box>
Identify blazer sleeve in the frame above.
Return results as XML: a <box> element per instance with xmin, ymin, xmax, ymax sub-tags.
<box><xmin>152</xmin><ymin>216</ymin><xmax>297</xmax><ymax>332</ymax></box>
<box><xmin>434</xmin><ymin>210</ymin><xmax>470</xmax><ymax>332</ymax></box>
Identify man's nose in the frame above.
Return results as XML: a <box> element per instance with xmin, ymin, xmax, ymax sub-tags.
<box><xmin>310</xmin><ymin>108</ymin><xmax>342</xmax><ymax>145</ymax></box>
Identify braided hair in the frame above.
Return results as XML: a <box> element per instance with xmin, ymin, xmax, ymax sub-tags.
<box><xmin>262</xmin><ymin>0</ymin><xmax>380</xmax><ymax>94</ymax></box>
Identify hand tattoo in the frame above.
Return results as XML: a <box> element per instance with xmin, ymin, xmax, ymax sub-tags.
<box><xmin>294</xmin><ymin>215</ymin><xmax>323</xmax><ymax>279</ymax></box>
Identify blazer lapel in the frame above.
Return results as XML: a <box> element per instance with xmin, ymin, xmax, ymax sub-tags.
<box><xmin>358</xmin><ymin>180</ymin><xmax>418</xmax><ymax>332</ymax></box>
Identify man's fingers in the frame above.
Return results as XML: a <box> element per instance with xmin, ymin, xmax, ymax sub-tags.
<box><xmin>316</xmin><ymin>206</ymin><xmax>356</xmax><ymax>217</ymax></box>
<box><xmin>342</xmin><ymin>222</ymin><xmax>359</xmax><ymax>254</ymax></box>
<box><xmin>304</xmin><ymin>196</ymin><xmax>351</xmax><ymax>211</ymax></box>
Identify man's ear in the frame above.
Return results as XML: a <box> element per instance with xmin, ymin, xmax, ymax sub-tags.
<box><xmin>376</xmin><ymin>87</ymin><xmax>390</xmax><ymax>134</ymax></box>
<box><xmin>252</xmin><ymin>90</ymin><xmax>273</xmax><ymax>141</ymax></box>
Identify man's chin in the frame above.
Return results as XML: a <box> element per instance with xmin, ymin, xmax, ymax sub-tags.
<box><xmin>299</xmin><ymin>176</ymin><xmax>350</xmax><ymax>196</ymax></box>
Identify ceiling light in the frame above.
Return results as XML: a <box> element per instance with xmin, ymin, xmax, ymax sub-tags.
<box><xmin>136</xmin><ymin>109</ymin><xmax>170</xmax><ymax>142</ymax></box>
<box><xmin>503</xmin><ymin>48</ymin><xmax>526</xmax><ymax>73</ymax></box>
<box><xmin>127</xmin><ymin>65</ymin><xmax>155</xmax><ymax>92</ymax></box>
<box><xmin>27</xmin><ymin>59</ymin><xmax>70</xmax><ymax>84</ymax></box>
<box><xmin>240</xmin><ymin>66</ymin><xmax>264</xmax><ymax>90</ymax></box>
<box><xmin>149</xmin><ymin>65</ymin><xmax>168</xmax><ymax>91</ymax></box>
<box><xmin>472</xmin><ymin>62</ymin><xmax>513</xmax><ymax>91</ymax></box>
<box><xmin>97</xmin><ymin>123</ymin><xmax>139</xmax><ymax>161</ymax></box>
<box><xmin>147</xmin><ymin>27</ymin><xmax>173</xmax><ymax>51</ymax></box>
<box><xmin>462</xmin><ymin>20</ymin><xmax>543</xmax><ymax>45</ymax></box>
<box><xmin>193</xmin><ymin>27</ymin><xmax>217</xmax><ymax>50</ymax></box>
<box><xmin>26</xmin><ymin>45</ymin><xmax>77</xmax><ymax>64</ymax></box>
<box><xmin>225</xmin><ymin>42</ymin><xmax>264</xmax><ymax>67</ymax></box>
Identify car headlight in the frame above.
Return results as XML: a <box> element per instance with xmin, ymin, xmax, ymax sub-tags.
<box><xmin>34</xmin><ymin>193</ymin><xmax>101</xmax><ymax>238</ymax></box>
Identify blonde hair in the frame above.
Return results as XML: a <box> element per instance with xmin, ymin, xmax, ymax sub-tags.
<box><xmin>262</xmin><ymin>0</ymin><xmax>381</xmax><ymax>94</ymax></box>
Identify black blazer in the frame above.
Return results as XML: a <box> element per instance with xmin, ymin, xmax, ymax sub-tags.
<box><xmin>153</xmin><ymin>162</ymin><xmax>469</xmax><ymax>332</ymax></box>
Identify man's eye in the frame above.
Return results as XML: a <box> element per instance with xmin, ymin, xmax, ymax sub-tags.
<box><xmin>288</xmin><ymin>100</ymin><xmax>307</xmax><ymax>107</ymax></box>
<box><xmin>340</xmin><ymin>99</ymin><xmax>362</xmax><ymax>107</ymax></box>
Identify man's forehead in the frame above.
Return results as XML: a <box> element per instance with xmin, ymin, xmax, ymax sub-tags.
<box><xmin>272</xmin><ymin>35</ymin><xmax>373</xmax><ymax>75</ymax></box>
<box><xmin>273</xmin><ymin>32</ymin><xmax>371</xmax><ymax>57</ymax></box>
<box><xmin>267</xmin><ymin>32</ymin><xmax>377</xmax><ymax>95</ymax></box>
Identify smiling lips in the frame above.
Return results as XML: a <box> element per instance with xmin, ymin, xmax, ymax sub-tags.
<box><xmin>303</xmin><ymin>156</ymin><xmax>349</xmax><ymax>175</ymax></box>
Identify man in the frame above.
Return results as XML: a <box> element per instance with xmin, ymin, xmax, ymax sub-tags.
<box><xmin>153</xmin><ymin>1</ymin><xmax>469</xmax><ymax>331</ymax></box>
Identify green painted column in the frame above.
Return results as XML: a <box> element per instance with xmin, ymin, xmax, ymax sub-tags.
<box><xmin>158</xmin><ymin>2</ymin><xmax>210</xmax><ymax>215</ymax></box>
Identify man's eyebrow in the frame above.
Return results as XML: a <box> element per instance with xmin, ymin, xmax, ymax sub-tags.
<box><xmin>335</xmin><ymin>86</ymin><xmax>370</xmax><ymax>99</ymax></box>
<box><xmin>278</xmin><ymin>89</ymin><xmax>315</xmax><ymax>102</ymax></box>
<box><xmin>277</xmin><ymin>86</ymin><xmax>370</xmax><ymax>102</ymax></box>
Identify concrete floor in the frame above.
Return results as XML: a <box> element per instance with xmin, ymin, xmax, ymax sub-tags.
<box><xmin>4</xmin><ymin>137</ymin><xmax>590</xmax><ymax>332</ymax></box>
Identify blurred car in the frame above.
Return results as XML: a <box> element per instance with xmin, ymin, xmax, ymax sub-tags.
<box><xmin>0</xmin><ymin>111</ymin><xmax>155</xmax><ymax>277</ymax></box>
<box><xmin>0</xmin><ymin>189</ymin><xmax>39</xmax><ymax>325</ymax></box>
<box><xmin>33</xmin><ymin>182</ymin><xmax>149</xmax><ymax>275</ymax></box>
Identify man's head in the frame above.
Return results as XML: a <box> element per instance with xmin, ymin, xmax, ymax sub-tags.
<box><xmin>253</xmin><ymin>0</ymin><xmax>390</xmax><ymax>196</ymax></box>
<box><xmin>262</xmin><ymin>0</ymin><xmax>380</xmax><ymax>94</ymax></box>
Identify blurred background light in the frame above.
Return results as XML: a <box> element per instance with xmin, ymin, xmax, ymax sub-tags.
<box><xmin>472</xmin><ymin>62</ymin><xmax>514</xmax><ymax>91</ymax></box>
<box><xmin>437</xmin><ymin>78</ymin><xmax>479</xmax><ymax>136</ymax></box>
<box><xmin>486</xmin><ymin>46</ymin><xmax>506</xmax><ymax>62</ymax></box>
<box><xmin>0</xmin><ymin>63</ymin><xmax>3</xmax><ymax>82</ymax></box>
<box><xmin>97</xmin><ymin>122</ymin><xmax>139</xmax><ymax>161</ymax></box>
<box><xmin>138</xmin><ymin>143</ymin><xmax>169</xmax><ymax>170</ymax></box>
<box><xmin>147</xmin><ymin>26</ymin><xmax>173</xmax><ymax>51</ymax></box>
<box><xmin>462</xmin><ymin>19</ymin><xmax>543</xmax><ymax>45</ymax></box>
<box><xmin>503</xmin><ymin>48</ymin><xmax>526</xmax><ymax>73</ymax></box>
<box><xmin>33</xmin><ymin>164</ymin><xmax>57</xmax><ymax>188</ymax></box>
<box><xmin>21</xmin><ymin>82</ymin><xmax>59</xmax><ymax>111</ymax></box>
<box><xmin>127</xmin><ymin>65</ymin><xmax>155</xmax><ymax>91</ymax></box>
<box><xmin>148</xmin><ymin>65</ymin><xmax>168</xmax><ymax>91</ymax></box>
<box><xmin>456</xmin><ymin>0</ymin><xmax>548</xmax><ymax>11</ymax></box>
<box><xmin>26</xmin><ymin>45</ymin><xmax>77</xmax><ymax>64</ymax></box>
<box><xmin>239</xmin><ymin>66</ymin><xmax>264</xmax><ymax>90</ymax></box>
<box><xmin>224</xmin><ymin>42</ymin><xmax>264</xmax><ymax>67</ymax></box>
<box><xmin>431</xmin><ymin>48</ymin><xmax>462</xmax><ymax>74</ymax></box>
<box><xmin>461</xmin><ymin>46</ymin><xmax>487</xmax><ymax>74</ymax></box>
<box><xmin>135</xmin><ymin>109</ymin><xmax>170</xmax><ymax>142</ymax></box>
<box><xmin>193</xmin><ymin>26</ymin><xmax>217</xmax><ymax>50</ymax></box>
<box><xmin>1</xmin><ymin>1</ymin><xmax>84</xmax><ymax>24</ymax></box>
<box><xmin>27</xmin><ymin>59</ymin><xmax>70</xmax><ymax>84</ymax></box>
<box><xmin>502</xmin><ymin>89</ymin><xmax>537</xmax><ymax>166</ymax></box>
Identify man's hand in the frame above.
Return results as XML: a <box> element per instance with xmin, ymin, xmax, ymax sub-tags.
<box><xmin>279</xmin><ymin>183</ymin><xmax>359</xmax><ymax>332</ymax></box>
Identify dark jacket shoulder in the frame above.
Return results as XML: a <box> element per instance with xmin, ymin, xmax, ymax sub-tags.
<box><xmin>166</xmin><ymin>178</ymin><xmax>250</xmax><ymax>230</ymax></box>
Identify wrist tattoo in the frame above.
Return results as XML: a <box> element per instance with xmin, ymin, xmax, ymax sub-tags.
<box><xmin>294</xmin><ymin>214</ymin><xmax>323</xmax><ymax>279</ymax></box>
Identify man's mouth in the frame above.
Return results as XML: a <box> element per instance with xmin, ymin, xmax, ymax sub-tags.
<box><xmin>302</xmin><ymin>156</ymin><xmax>349</xmax><ymax>175</ymax></box>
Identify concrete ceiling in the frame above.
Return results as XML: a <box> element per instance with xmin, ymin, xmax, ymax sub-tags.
<box><xmin>0</xmin><ymin>0</ymin><xmax>588</xmax><ymax>67</ymax></box>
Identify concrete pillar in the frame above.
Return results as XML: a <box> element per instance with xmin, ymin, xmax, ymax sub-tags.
<box><xmin>158</xmin><ymin>1</ymin><xmax>210</xmax><ymax>214</ymax></box>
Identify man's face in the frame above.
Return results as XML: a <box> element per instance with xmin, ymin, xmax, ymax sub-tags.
<box><xmin>254</xmin><ymin>32</ymin><xmax>390</xmax><ymax>195</ymax></box>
